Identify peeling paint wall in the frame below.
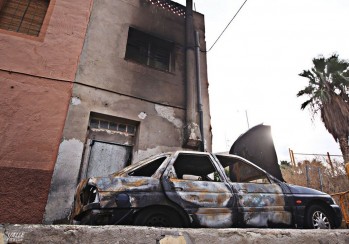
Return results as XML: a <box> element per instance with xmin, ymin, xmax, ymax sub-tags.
<box><xmin>44</xmin><ymin>139</ymin><xmax>84</xmax><ymax>223</ymax></box>
<box><xmin>155</xmin><ymin>105</ymin><xmax>183</xmax><ymax>129</ymax></box>
<box><xmin>45</xmin><ymin>0</ymin><xmax>212</xmax><ymax>223</ymax></box>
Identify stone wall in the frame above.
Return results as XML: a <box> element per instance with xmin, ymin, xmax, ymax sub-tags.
<box><xmin>0</xmin><ymin>225</ymin><xmax>348</xmax><ymax>244</ymax></box>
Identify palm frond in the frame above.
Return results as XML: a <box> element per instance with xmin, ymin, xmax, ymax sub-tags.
<box><xmin>299</xmin><ymin>70</ymin><xmax>315</xmax><ymax>80</ymax></box>
<box><xmin>297</xmin><ymin>85</ymin><xmax>314</xmax><ymax>97</ymax></box>
<box><xmin>298</xmin><ymin>54</ymin><xmax>349</xmax><ymax>167</ymax></box>
<box><xmin>313</xmin><ymin>56</ymin><xmax>326</xmax><ymax>72</ymax></box>
<box><xmin>327</xmin><ymin>54</ymin><xmax>349</xmax><ymax>75</ymax></box>
<box><xmin>300</xmin><ymin>99</ymin><xmax>313</xmax><ymax>110</ymax></box>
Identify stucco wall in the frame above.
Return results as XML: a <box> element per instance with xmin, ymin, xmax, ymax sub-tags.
<box><xmin>0</xmin><ymin>0</ymin><xmax>92</xmax><ymax>81</ymax></box>
<box><xmin>44</xmin><ymin>84</ymin><xmax>187</xmax><ymax>223</ymax></box>
<box><xmin>74</xmin><ymin>0</ymin><xmax>211</xmax><ymax>150</ymax></box>
<box><xmin>0</xmin><ymin>0</ymin><xmax>92</xmax><ymax>223</ymax></box>
<box><xmin>75</xmin><ymin>0</ymin><xmax>187</xmax><ymax>107</ymax></box>
<box><xmin>0</xmin><ymin>72</ymin><xmax>72</xmax><ymax>223</ymax></box>
<box><xmin>44</xmin><ymin>0</ymin><xmax>212</xmax><ymax>224</ymax></box>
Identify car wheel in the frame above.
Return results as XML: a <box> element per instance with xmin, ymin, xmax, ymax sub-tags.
<box><xmin>306</xmin><ymin>205</ymin><xmax>334</xmax><ymax>229</ymax></box>
<box><xmin>134</xmin><ymin>208</ymin><xmax>182</xmax><ymax>227</ymax></box>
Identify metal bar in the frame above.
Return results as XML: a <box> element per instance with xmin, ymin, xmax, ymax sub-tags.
<box><xmin>327</xmin><ymin>152</ymin><xmax>335</xmax><ymax>176</ymax></box>
<box><xmin>305</xmin><ymin>164</ymin><xmax>310</xmax><ymax>188</ymax></box>
<box><xmin>293</xmin><ymin>152</ymin><xmax>342</xmax><ymax>157</ymax></box>
<box><xmin>17</xmin><ymin>0</ymin><xmax>32</xmax><ymax>32</ymax></box>
<box><xmin>318</xmin><ymin>167</ymin><xmax>323</xmax><ymax>192</ymax></box>
<box><xmin>290</xmin><ymin>149</ymin><xmax>296</xmax><ymax>167</ymax></box>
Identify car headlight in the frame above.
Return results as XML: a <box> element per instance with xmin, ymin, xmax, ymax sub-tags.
<box><xmin>80</xmin><ymin>185</ymin><xmax>99</xmax><ymax>205</ymax></box>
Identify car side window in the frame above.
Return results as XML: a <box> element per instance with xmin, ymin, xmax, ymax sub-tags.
<box><xmin>128</xmin><ymin>157</ymin><xmax>166</xmax><ymax>177</ymax></box>
<box><xmin>222</xmin><ymin>159</ymin><xmax>270</xmax><ymax>184</ymax></box>
<box><xmin>171</xmin><ymin>154</ymin><xmax>222</xmax><ymax>182</ymax></box>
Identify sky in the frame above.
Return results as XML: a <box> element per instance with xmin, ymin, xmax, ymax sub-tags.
<box><xmin>173</xmin><ymin>0</ymin><xmax>349</xmax><ymax>162</ymax></box>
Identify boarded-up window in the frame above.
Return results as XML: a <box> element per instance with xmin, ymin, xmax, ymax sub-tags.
<box><xmin>0</xmin><ymin>0</ymin><xmax>50</xmax><ymax>36</ymax></box>
<box><xmin>125</xmin><ymin>27</ymin><xmax>173</xmax><ymax>72</ymax></box>
<box><xmin>86</xmin><ymin>141</ymin><xmax>132</xmax><ymax>177</ymax></box>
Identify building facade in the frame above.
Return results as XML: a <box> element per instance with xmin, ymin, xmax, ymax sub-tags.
<box><xmin>0</xmin><ymin>0</ymin><xmax>211</xmax><ymax>224</ymax></box>
<box><xmin>0</xmin><ymin>0</ymin><xmax>92</xmax><ymax>223</ymax></box>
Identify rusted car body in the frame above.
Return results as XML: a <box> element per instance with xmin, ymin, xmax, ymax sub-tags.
<box><xmin>71</xmin><ymin>151</ymin><xmax>342</xmax><ymax>229</ymax></box>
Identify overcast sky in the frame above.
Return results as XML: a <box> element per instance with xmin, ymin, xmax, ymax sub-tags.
<box><xmin>173</xmin><ymin>0</ymin><xmax>349</xmax><ymax>162</ymax></box>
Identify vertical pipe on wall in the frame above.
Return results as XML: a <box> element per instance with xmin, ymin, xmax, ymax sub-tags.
<box><xmin>185</xmin><ymin>0</ymin><xmax>196</xmax><ymax>124</ymax></box>
<box><xmin>195</xmin><ymin>31</ymin><xmax>204</xmax><ymax>151</ymax></box>
<box><xmin>184</xmin><ymin>0</ymin><xmax>201</xmax><ymax>149</ymax></box>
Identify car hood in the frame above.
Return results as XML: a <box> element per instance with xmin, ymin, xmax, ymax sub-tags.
<box><xmin>229</xmin><ymin>124</ymin><xmax>284</xmax><ymax>182</ymax></box>
<box><xmin>286</xmin><ymin>184</ymin><xmax>327</xmax><ymax>195</ymax></box>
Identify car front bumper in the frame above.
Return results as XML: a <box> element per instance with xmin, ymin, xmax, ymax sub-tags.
<box><xmin>331</xmin><ymin>204</ymin><xmax>343</xmax><ymax>228</ymax></box>
<box><xmin>74</xmin><ymin>207</ymin><xmax>134</xmax><ymax>225</ymax></box>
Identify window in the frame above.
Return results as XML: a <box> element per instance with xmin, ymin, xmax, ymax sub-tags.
<box><xmin>0</xmin><ymin>0</ymin><xmax>49</xmax><ymax>36</ymax></box>
<box><xmin>90</xmin><ymin>118</ymin><xmax>136</xmax><ymax>135</ymax></box>
<box><xmin>217</xmin><ymin>156</ymin><xmax>270</xmax><ymax>184</ymax></box>
<box><xmin>172</xmin><ymin>154</ymin><xmax>222</xmax><ymax>182</ymax></box>
<box><xmin>129</xmin><ymin>157</ymin><xmax>166</xmax><ymax>177</ymax></box>
<box><xmin>125</xmin><ymin>27</ymin><xmax>173</xmax><ymax>72</ymax></box>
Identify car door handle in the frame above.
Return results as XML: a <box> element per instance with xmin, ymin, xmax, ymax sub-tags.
<box><xmin>238</xmin><ymin>189</ymin><xmax>248</xmax><ymax>194</ymax></box>
<box><xmin>172</xmin><ymin>187</ymin><xmax>183</xmax><ymax>191</ymax></box>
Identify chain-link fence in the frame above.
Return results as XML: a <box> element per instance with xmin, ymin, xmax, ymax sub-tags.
<box><xmin>282</xmin><ymin>150</ymin><xmax>348</xmax><ymax>194</ymax></box>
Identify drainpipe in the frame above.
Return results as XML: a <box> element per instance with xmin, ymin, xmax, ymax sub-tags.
<box><xmin>195</xmin><ymin>31</ymin><xmax>205</xmax><ymax>152</ymax></box>
<box><xmin>184</xmin><ymin>0</ymin><xmax>202</xmax><ymax>149</ymax></box>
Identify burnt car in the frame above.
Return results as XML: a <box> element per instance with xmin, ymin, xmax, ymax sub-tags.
<box><xmin>71</xmin><ymin>150</ymin><xmax>342</xmax><ymax>229</ymax></box>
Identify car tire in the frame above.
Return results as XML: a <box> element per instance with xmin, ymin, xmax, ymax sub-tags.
<box><xmin>306</xmin><ymin>205</ymin><xmax>334</xmax><ymax>229</ymax></box>
<box><xmin>134</xmin><ymin>208</ymin><xmax>183</xmax><ymax>227</ymax></box>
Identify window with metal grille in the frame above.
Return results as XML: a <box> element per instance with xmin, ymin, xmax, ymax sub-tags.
<box><xmin>0</xmin><ymin>0</ymin><xmax>50</xmax><ymax>36</ymax></box>
<box><xmin>125</xmin><ymin>27</ymin><xmax>174</xmax><ymax>72</ymax></box>
<box><xmin>90</xmin><ymin>118</ymin><xmax>136</xmax><ymax>135</ymax></box>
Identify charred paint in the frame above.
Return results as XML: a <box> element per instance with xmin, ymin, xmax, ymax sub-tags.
<box><xmin>94</xmin><ymin>177</ymin><xmax>159</xmax><ymax>192</ymax></box>
<box><xmin>233</xmin><ymin>183</ymin><xmax>292</xmax><ymax>227</ymax></box>
<box><xmin>71</xmin><ymin>179</ymin><xmax>89</xmax><ymax>221</ymax></box>
<box><xmin>194</xmin><ymin>208</ymin><xmax>233</xmax><ymax>228</ymax></box>
<box><xmin>243</xmin><ymin>211</ymin><xmax>292</xmax><ymax>227</ymax></box>
<box><xmin>169</xmin><ymin>179</ymin><xmax>231</xmax><ymax>193</ymax></box>
<box><xmin>165</xmin><ymin>178</ymin><xmax>234</xmax><ymax>227</ymax></box>
<box><xmin>71</xmin><ymin>151</ymin><xmax>341</xmax><ymax>228</ymax></box>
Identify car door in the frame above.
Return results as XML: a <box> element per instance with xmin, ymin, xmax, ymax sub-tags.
<box><xmin>161</xmin><ymin>152</ymin><xmax>236</xmax><ymax>228</ymax></box>
<box><xmin>216</xmin><ymin>154</ymin><xmax>292</xmax><ymax>227</ymax></box>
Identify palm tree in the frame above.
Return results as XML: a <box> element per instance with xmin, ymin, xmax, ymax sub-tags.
<box><xmin>297</xmin><ymin>54</ymin><xmax>349</xmax><ymax>177</ymax></box>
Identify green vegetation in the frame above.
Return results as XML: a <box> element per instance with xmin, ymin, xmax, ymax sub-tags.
<box><xmin>297</xmin><ymin>54</ymin><xmax>349</xmax><ymax>177</ymax></box>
